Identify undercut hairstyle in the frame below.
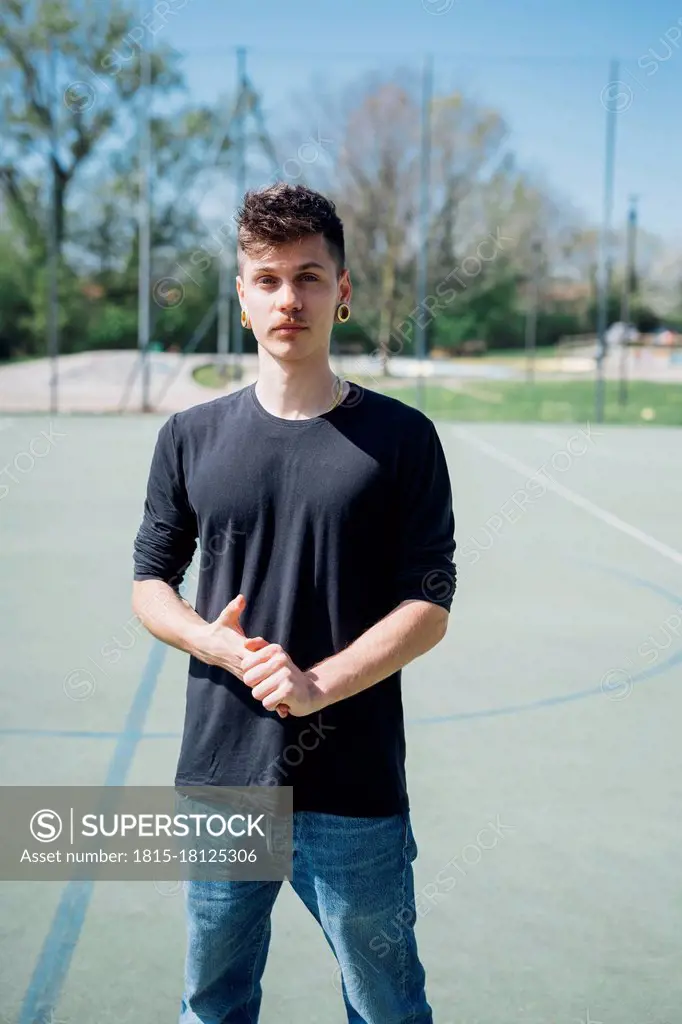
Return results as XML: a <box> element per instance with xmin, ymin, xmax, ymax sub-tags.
<box><xmin>236</xmin><ymin>183</ymin><xmax>345</xmax><ymax>274</ymax></box>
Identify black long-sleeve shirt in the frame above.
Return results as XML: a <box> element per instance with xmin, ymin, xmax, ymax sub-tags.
<box><xmin>133</xmin><ymin>382</ymin><xmax>456</xmax><ymax>816</ymax></box>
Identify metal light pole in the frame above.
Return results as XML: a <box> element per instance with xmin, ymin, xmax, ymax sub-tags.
<box><xmin>231</xmin><ymin>47</ymin><xmax>247</xmax><ymax>379</ymax></box>
<box><xmin>218</xmin><ymin>47</ymin><xmax>248</xmax><ymax>383</ymax></box>
<box><xmin>595</xmin><ymin>58</ymin><xmax>619</xmax><ymax>424</ymax></box>
<box><xmin>525</xmin><ymin>239</ymin><xmax>542</xmax><ymax>384</ymax></box>
<box><xmin>618</xmin><ymin>195</ymin><xmax>638</xmax><ymax>406</ymax></box>
<box><xmin>217</xmin><ymin>143</ymin><xmax>230</xmax><ymax>378</ymax></box>
<box><xmin>47</xmin><ymin>34</ymin><xmax>60</xmax><ymax>415</ymax></box>
<box><xmin>217</xmin><ymin>257</ymin><xmax>230</xmax><ymax>379</ymax></box>
<box><xmin>137</xmin><ymin>0</ymin><xmax>152</xmax><ymax>412</ymax></box>
<box><xmin>415</xmin><ymin>53</ymin><xmax>433</xmax><ymax>413</ymax></box>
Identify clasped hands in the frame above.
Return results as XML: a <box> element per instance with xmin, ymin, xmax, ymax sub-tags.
<box><xmin>197</xmin><ymin>593</ymin><xmax>328</xmax><ymax>719</ymax></box>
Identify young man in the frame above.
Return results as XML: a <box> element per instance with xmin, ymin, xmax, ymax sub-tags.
<box><xmin>132</xmin><ymin>183</ymin><xmax>456</xmax><ymax>1023</ymax></box>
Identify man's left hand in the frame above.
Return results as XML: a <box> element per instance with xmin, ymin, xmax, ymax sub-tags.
<box><xmin>241</xmin><ymin>643</ymin><xmax>328</xmax><ymax>718</ymax></box>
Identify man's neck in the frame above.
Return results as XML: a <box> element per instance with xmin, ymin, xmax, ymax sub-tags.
<box><xmin>254</xmin><ymin>363</ymin><xmax>347</xmax><ymax>420</ymax></box>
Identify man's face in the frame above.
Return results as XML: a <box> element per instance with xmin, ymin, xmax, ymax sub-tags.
<box><xmin>236</xmin><ymin>234</ymin><xmax>352</xmax><ymax>361</ymax></box>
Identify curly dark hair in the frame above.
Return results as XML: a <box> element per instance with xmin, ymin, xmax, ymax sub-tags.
<box><xmin>236</xmin><ymin>183</ymin><xmax>345</xmax><ymax>273</ymax></box>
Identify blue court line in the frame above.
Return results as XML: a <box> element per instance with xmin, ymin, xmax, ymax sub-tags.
<box><xmin>574</xmin><ymin>558</ymin><xmax>682</xmax><ymax>608</ymax></box>
<box><xmin>4</xmin><ymin>565</ymin><xmax>680</xmax><ymax>743</ymax></box>
<box><xmin>0</xmin><ymin>728</ymin><xmax>130</xmax><ymax>739</ymax></box>
<box><xmin>2</xmin><ymin>622</ymin><xmax>680</xmax><ymax>743</ymax></box>
<box><xmin>410</xmin><ymin>649</ymin><xmax>682</xmax><ymax>725</ymax></box>
<box><xmin>0</xmin><ymin>727</ymin><xmax>182</xmax><ymax>739</ymax></box>
<box><xmin>3</xmin><ymin>561</ymin><xmax>682</xmax><ymax>740</ymax></box>
<box><xmin>4</xmin><ymin>645</ymin><xmax>682</xmax><ymax>738</ymax></box>
<box><xmin>412</xmin><ymin>562</ymin><xmax>682</xmax><ymax>725</ymax></box>
<box><xmin>10</xmin><ymin>560</ymin><xmax>679</xmax><ymax>737</ymax></box>
<box><xmin>18</xmin><ymin>641</ymin><xmax>167</xmax><ymax>1024</ymax></box>
<box><xmin>7</xmin><ymin>564</ymin><xmax>682</xmax><ymax>1018</ymax></box>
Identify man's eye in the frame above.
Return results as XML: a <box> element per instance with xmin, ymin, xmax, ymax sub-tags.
<box><xmin>300</xmin><ymin>274</ymin><xmax>319</xmax><ymax>282</ymax></box>
<box><xmin>257</xmin><ymin>276</ymin><xmax>276</xmax><ymax>285</ymax></box>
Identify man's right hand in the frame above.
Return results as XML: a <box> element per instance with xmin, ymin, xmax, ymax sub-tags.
<box><xmin>190</xmin><ymin>594</ymin><xmax>269</xmax><ymax>681</ymax></box>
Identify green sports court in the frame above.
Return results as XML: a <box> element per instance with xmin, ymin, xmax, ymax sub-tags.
<box><xmin>1</xmin><ymin>411</ymin><xmax>680</xmax><ymax>1024</ymax></box>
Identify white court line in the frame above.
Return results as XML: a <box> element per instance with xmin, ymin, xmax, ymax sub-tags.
<box><xmin>453</xmin><ymin>426</ymin><xmax>682</xmax><ymax>568</ymax></box>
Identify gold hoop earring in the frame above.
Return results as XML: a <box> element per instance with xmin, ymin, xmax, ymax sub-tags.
<box><xmin>240</xmin><ymin>309</ymin><xmax>251</xmax><ymax>329</ymax></box>
<box><xmin>335</xmin><ymin>303</ymin><xmax>351</xmax><ymax>324</ymax></box>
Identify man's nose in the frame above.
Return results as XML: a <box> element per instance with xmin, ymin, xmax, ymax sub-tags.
<box><xmin>276</xmin><ymin>283</ymin><xmax>302</xmax><ymax>311</ymax></box>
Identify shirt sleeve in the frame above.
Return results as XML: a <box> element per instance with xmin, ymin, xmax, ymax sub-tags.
<box><xmin>393</xmin><ymin>417</ymin><xmax>457</xmax><ymax>611</ymax></box>
<box><xmin>133</xmin><ymin>413</ymin><xmax>198</xmax><ymax>589</ymax></box>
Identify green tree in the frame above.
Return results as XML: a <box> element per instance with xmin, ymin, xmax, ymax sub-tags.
<box><xmin>0</xmin><ymin>0</ymin><xmax>232</xmax><ymax>357</ymax></box>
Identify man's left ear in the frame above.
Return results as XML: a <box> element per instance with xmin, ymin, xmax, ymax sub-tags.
<box><xmin>339</xmin><ymin>269</ymin><xmax>352</xmax><ymax>304</ymax></box>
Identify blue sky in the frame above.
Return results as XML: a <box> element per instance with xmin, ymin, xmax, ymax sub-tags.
<box><xmin>157</xmin><ymin>0</ymin><xmax>682</xmax><ymax>243</ymax></box>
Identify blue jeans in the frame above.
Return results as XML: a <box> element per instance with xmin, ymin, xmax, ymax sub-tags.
<box><xmin>179</xmin><ymin>810</ymin><xmax>433</xmax><ymax>1023</ymax></box>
